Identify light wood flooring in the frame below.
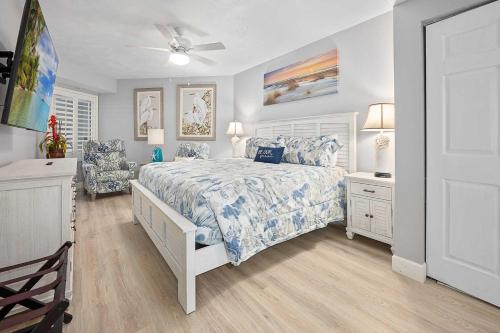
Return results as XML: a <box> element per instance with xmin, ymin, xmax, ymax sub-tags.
<box><xmin>62</xmin><ymin>193</ymin><xmax>500</xmax><ymax>333</ymax></box>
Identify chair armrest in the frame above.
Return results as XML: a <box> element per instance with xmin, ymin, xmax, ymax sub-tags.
<box><xmin>127</xmin><ymin>161</ymin><xmax>137</xmax><ymax>171</ymax></box>
<box><xmin>82</xmin><ymin>162</ymin><xmax>97</xmax><ymax>193</ymax></box>
<box><xmin>126</xmin><ymin>161</ymin><xmax>137</xmax><ymax>179</ymax></box>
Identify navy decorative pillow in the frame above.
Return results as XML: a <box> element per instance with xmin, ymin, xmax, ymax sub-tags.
<box><xmin>254</xmin><ymin>146</ymin><xmax>285</xmax><ymax>164</ymax></box>
<box><xmin>245</xmin><ymin>136</ymin><xmax>286</xmax><ymax>159</ymax></box>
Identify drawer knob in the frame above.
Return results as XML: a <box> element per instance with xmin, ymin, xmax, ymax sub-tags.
<box><xmin>370</xmin><ymin>215</ymin><xmax>374</xmax><ymax>218</ymax></box>
<box><xmin>365</xmin><ymin>213</ymin><xmax>369</xmax><ymax>217</ymax></box>
<box><xmin>363</xmin><ymin>189</ymin><xmax>375</xmax><ymax>193</ymax></box>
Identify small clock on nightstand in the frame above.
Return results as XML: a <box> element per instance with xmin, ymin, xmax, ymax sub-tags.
<box><xmin>345</xmin><ymin>172</ymin><xmax>395</xmax><ymax>248</ymax></box>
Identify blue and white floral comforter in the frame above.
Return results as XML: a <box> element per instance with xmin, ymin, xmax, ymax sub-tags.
<box><xmin>138</xmin><ymin>158</ymin><xmax>347</xmax><ymax>265</ymax></box>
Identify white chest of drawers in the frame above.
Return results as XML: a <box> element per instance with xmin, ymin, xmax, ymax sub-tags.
<box><xmin>0</xmin><ymin>158</ymin><xmax>77</xmax><ymax>300</ymax></box>
<box><xmin>345</xmin><ymin>172</ymin><xmax>395</xmax><ymax>248</ymax></box>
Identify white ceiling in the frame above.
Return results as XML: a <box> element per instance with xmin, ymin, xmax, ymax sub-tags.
<box><xmin>38</xmin><ymin>0</ymin><xmax>393</xmax><ymax>79</ymax></box>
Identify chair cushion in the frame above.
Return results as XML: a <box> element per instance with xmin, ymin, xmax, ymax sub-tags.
<box><xmin>96</xmin><ymin>179</ymin><xmax>129</xmax><ymax>194</ymax></box>
<box><xmin>96</xmin><ymin>170</ymin><xmax>130</xmax><ymax>183</ymax></box>
<box><xmin>174</xmin><ymin>156</ymin><xmax>196</xmax><ymax>161</ymax></box>
<box><xmin>85</xmin><ymin>139</ymin><xmax>125</xmax><ymax>154</ymax></box>
<box><xmin>95</xmin><ymin>152</ymin><xmax>124</xmax><ymax>171</ymax></box>
<box><xmin>175</xmin><ymin>143</ymin><xmax>210</xmax><ymax>159</ymax></box>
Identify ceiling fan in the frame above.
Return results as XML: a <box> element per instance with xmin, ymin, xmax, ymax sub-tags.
<box><xmin>129</xmin><ymin>24</ymin><xmax>226</xmax><ymax>66</ymax></box>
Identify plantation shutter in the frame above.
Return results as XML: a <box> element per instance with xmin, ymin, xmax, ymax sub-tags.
<box><xmin>76</xmin><ymin>99</ymin><xmax>93</xmax><ymax>152</ymax></box>
<box><xmin>53</xmin><ymin>95</ymin><xmax>75</xmax><ymax>152</ymax></box>
<box><xmin>50</xmin><ymin>87</ymin><xmax>98</xmax><ymax>157</ymax></box>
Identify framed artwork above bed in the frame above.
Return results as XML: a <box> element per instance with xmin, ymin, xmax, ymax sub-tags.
<box><xmin>176</xmin><ymin>84</ymin><xmax>216</xmax><ymax>141</ymax></box>
<box><xmin>263</xmin><ymin>48</ymin><xmax>339</xmax><ymax>106</ymax></box>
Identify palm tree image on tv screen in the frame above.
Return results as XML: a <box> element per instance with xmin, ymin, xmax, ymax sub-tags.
<box><xmin>6</xmin><ymin>0</ymin><xmax>59</xmax><ymax>132</ymax></box>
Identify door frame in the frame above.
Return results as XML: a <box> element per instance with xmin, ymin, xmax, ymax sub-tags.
<box><xmin>423</xmin><ymin>0</ymin><xmax>498</xmax><ymax>265</ymax></box>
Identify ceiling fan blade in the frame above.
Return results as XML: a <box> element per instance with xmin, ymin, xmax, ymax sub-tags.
<box><xmin>190</xmin><ymin>53</ymin><xmax>217</xmax><ymax>66</ymax></box>
<box><xmin>166</xmin><ymin>25</ymin><xmax>181</xmax><ymax>38</ymax></box>
<box><xmin>127</xmin><ymin>45</ymin><xmax>171</xmax><ymax>53</ymax></box>
<box><xmin>191</xmin><ymin>42</ymin><xmax>226</xmax><ymax>51</ymax></box>
<box><xmin>154</xmin><ymin>23</ymin><xmax>176</xmax><ymax>41</ymax></box>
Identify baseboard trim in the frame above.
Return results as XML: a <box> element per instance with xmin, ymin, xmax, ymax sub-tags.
<box><xmin>392</xmin><ymin>255</ymin><xmax>427</xmax><ymax>283</ymax></box>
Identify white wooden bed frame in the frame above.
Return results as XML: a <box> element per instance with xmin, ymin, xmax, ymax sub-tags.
<box><xmin>130</xmin><ymin>112</ymin><xmax>358</xmax><ymax>314</ymax></box>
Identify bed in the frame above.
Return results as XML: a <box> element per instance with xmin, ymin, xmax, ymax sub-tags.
<box><xmin>130</xmin><ymin>112</ymin><xmax>358</xmax><ymax>314</ymax></box>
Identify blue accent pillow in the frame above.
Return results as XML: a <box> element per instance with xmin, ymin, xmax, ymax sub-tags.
<box><xmin>254</xmin><ymin>146</ymin><xmax>285</xmax><ymax>164</ymax></box>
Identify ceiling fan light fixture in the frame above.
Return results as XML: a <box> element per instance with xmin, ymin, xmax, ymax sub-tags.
<box><xmin>169</xmin><ymin>51</ymin><xmax>190</xmax><ymax>66</ymax></box>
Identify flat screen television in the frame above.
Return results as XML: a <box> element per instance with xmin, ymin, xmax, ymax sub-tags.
<box><xmin>1</xmin><ymin>0</ymin><xmax>59</xmax><ymax>132</ymax></box>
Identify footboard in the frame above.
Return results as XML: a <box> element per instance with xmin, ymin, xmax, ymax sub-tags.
<box><xmin>130</xmin><ymin>180</ymin><xmax>197</xmax><ymax>314</ymax></box>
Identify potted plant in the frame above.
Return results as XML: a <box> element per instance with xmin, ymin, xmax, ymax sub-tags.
<box><xmin>39</xmin><ymin>115</ymin><xmax>67</xmax><ymax>158</ymax></box>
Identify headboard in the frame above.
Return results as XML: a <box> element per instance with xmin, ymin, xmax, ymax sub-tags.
<box><xmin>255</xmin><ymin>112</ymin><xmax>358</xmax><ymax>173</ymax></box>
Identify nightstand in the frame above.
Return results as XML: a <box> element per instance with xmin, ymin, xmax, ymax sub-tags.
<box><xmin>135</xmin><ymin>162</ymin><xmax>153</xmax><ymax>179</ymax></box>
<box><xmin>345</xmin><ymin>172</ymin><xmax>395</xmax><ymax>248</ymax></box>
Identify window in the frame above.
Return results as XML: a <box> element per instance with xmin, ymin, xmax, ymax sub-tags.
<box><xmin>51</xmin><ymin>87</ymin><xmax>98</xmax><ymax>156</ymax></box>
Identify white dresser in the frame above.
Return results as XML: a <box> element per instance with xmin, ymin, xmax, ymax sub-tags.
<box><xmin>0</xmin><ymin>158</ymin><xmax>77</xmax><ymax>300</ymax></box>
<box><xmin>345</xmin><ymin>172</ymin><xmax>395</xmax><ymax>248</ymax></box>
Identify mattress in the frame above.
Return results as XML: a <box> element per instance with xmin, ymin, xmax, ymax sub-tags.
<box><xmin>138</xmin><ymin>158</ymin><xmax>347</xmax><ymax>264</ymax></box>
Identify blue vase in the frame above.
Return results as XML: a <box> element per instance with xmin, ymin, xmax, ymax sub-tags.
<box><xmin>152</xmin><ymin>147</ymin><xmax>163</xmax><ymax>162</ymax></box>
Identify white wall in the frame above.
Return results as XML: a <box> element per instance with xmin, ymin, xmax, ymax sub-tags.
<box><xmin>56</xmin><ymin>61</ymin><xmax>116</xmax><ymax>94</ymax></box>
<box><xmin>233</xmin><ymin>12</ymin><xmax>394</xmax><ymax>173</ymax></box>
<box><xmin>393</xmin><ymin>0</ymin><xmax>491</xmax><ymax>264</ymax></box>
<box><xmin>99</xmin><ymin>76</ymin><xmax>234</xmax><ymax>163</ymax></box>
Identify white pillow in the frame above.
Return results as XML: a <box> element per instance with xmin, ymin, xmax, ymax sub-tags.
<box><xmin>282</xmin><ymin>135</ymin><xmax>343</xmax><ymax>167</ymax></box>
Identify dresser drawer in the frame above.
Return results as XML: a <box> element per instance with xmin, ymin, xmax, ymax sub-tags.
<box><xmin>351</xmin><ymin>182</ymin><xmax>391</xmax><ymax>201</ymax></box>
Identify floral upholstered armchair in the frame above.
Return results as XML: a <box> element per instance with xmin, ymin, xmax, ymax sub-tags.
<box><xmin>174</xmin><ymin>143</ymin><xmax>210</xmax><ymax>161</ymax></box>
<box><xmin>82</xmin><ymin>139</ymin><xmax>137</xmax><ymax>200</ymax></box>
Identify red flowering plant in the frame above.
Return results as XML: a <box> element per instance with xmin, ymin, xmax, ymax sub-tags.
<box><xmin>39</xmin><ymin>115</ymin><xmax>67</xmax><ymax>158</ymax></box>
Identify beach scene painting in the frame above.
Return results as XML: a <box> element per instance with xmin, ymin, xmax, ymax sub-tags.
<box><xmin>5</xmin><ymin>0</ymin><xmax>59</xmax><ymax>132</ymax></box>
<box><xmin>263</xmin><ymin>49</ymin><xmax>338</xmax><ymax>106</ymax></box>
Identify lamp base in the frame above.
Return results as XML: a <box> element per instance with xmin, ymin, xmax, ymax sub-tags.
<box><xmin>374</xmin><ymin>172</ymin><xmax>392</xmax><ymax>178</ymax></box>
<box><xmin>374</xmin><ymin>133</ymin><xmax>393</xmax><ymax>179</ymax></box>
<box><xmin>231</xmin><ymin>135</ymin><xmax>241</xmax><ymax>158</ymax></box>
<box><xmin>152</xmin><ymin>147</ymin><xmax>163</xmax><ymax>162</ymax></box>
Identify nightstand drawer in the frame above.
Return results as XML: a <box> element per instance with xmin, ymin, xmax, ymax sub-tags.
<box><xmin>351</xmin><ymin>182</ymin><xmax>391</xmax><ymax>201</ymax></box>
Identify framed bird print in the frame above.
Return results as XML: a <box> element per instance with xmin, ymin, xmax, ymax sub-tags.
<box><xmin>176</xmin><ymin>84</ymin><xmax>216</xmax><ymax>141</ymax></box>
<box><xmin>134</xmin><ymin>88</ymin><xmax>164</xmax><ymax>141</ymax></box>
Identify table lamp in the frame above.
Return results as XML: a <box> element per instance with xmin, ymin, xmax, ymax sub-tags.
<box><xmin>361</xmin><ymin>103</ymin><xmax>395</xmax><ymax>178</ymax></box>
<box><xmin>148</xmin><ymin>128</ymin><xmax>164</xmax><ymax>162</ymax></box>
<box><xmin>226</xmin><ymin>121</ymin><xmax>244</xmax><ymax>157</ymax></box>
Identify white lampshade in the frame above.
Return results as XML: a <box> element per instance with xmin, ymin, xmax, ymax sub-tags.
<box><xmin>226</xmin><ymin>121</ymin><xmax>244</xmax><ymax>136</ymax></box>
<box><xmin>148</xmin><ymin>128</ymin><xmax>164</xmax><ymax>145</ymax></box>
<box><xmin>362</xmin><ymin>103</ymin><xmax>395</xmax><ymax>131</ymax></box>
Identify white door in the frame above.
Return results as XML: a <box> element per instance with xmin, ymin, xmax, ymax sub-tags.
<box><xmin>426</xmin><ymin>1</ymin><xmax>500</xmax><ymax>306</ymax></box>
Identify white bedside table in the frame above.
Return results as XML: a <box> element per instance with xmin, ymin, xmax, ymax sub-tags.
<box><xmin>345</xmin><ymin>172</ymin><xmax>395</xmax><ymax>248</ymax></box>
